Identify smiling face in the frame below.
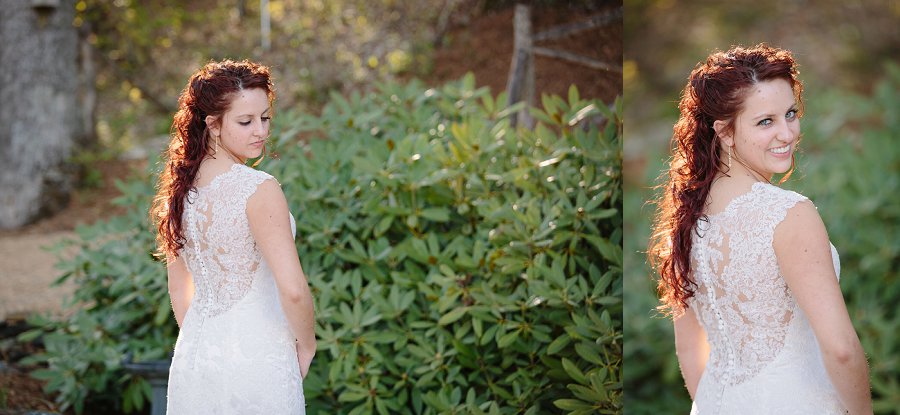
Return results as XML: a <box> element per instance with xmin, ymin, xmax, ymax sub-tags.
<box><xmin>715</xmin><ymin>78</ymin><xmax>800</xmax><ymax>181</ymax></box>
<box><xmin>205</xmin><ymin>88</ymin><xmax>271</xmax><ymax>163</ymax></box>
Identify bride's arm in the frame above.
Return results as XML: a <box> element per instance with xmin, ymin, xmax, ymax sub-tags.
<box><xmin>166</xmin><ymin>254</ymin><xmax>194</xmax><ymax>328</ymax></box>
<box><xmin>674</xmin><ymin>308</ymin><xmax>709</xmax><ymax>400</ymax></box>
<box><xmin>775</xmin><ymin>201</ymin><xmax>872</xmax><ymax>415</ymax></box>
<box><xmin>248</xmin><ymin>179</ymin><xmax>317</xmax><ymax>378</ymax></box>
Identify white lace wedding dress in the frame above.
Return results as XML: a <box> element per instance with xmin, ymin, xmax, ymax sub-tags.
<box><xmin>167</xmin><ymin>163</ymin><xmax>305</xmax><ymax>414</ymax></box>
<box><xmin>688</xmin><ymin>182</ymin><xmax>846</xmax><ymax>414</ymax></box>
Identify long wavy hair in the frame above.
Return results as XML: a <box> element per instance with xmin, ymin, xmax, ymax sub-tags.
<box><xmin>150</xmin><ymin>59</ymin><xmax>274</xmax><ymax>261</ymax></box>
<box><xmin>649</xmin><ymin>44</ymin><xmax>804</xmax><ymax>316</ymax></box>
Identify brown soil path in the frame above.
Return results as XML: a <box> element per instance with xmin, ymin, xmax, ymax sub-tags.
<box><xmin>0</xmin><ymin>232</ymin><xmax>78</xmax><ymax>323</ymax></box>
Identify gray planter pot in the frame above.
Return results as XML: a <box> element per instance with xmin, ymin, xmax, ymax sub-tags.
<box><xmin>122</xmin><ymin>354</ymin><xmax>170</xmax><ymax>415</ymax></box>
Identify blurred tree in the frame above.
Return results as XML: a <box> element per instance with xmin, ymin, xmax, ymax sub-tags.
<box><xmin>74</xmin><ymin>0</ymin><xmax>453</xmax><ymax>149</ymax></box>
<box><xmin>0</xmin><ymin>0</ymin><xmax>90</xmax><ymax>229</ymax></box>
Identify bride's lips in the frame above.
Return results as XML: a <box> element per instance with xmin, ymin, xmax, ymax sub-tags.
<box><xmin>250</xmin><ymin>140</ymin><xmax>265</xmax><ymax>147</ymax></box>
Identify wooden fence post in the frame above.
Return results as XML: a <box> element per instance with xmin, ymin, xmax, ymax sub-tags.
<box><xmin>505</xmin><ymin>4</ymin><xmax>535</xmax><ymax>128</ymax></box>
<box><xmin>504</xmin><ymin>5</ymin><xmax>622</xmax><ymax>129</ymax></box>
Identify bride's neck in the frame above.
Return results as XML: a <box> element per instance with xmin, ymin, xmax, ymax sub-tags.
<box><xmin>727</xmin><ymin>155</ymin><xmax>771</xmax><ymax>183</ymax></box>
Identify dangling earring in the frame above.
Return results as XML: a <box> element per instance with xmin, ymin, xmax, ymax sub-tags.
<box><xmin>215</xmin><ymin>134</ymin><xmax>220</xmax><ymax>154</ymax></box>
<box><xmin>728</xmin><ymin>146</ymin><xmax>733</xmax><ymax>170</ymax></box>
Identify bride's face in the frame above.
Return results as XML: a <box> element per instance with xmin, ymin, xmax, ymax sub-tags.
<box><xmin>719</xmin><ymin>78</ymin><xmax>800</xmax><ymax>179</ymax></box>
<box><xmin>208</xmin><ymin>88</ymin><xmax>271</xmax><ymax>162</ymax></box>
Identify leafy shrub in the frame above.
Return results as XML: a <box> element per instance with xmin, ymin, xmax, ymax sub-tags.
<box><xmin>20</xmin><ymin>75</ymin><xmax>623</xmax><ymax>414</ymax></box>
<box><xmin>794</xmin><ymin>64</ymin><xmax>900</xmax><ymax>413</ymax></box>
<box><xmin>267</xmin><ymin>75</ymin><xmax>623</xmax><ymax>414</ymax></box>
<box><xmin>621</xmin><ymin>151</ymin><xmax>692</xmax><ymax>414</ymax></box>
<box><xmin>623</xmin><ymin>64</ymin><xmax>900</xmax><ymax>413</ymax></box>
<box><xmin>18</xmin><ymin>175</ymin><xmax>171</xmax><ymax>414</ymax></box>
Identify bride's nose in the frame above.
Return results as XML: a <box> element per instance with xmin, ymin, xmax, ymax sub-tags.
<box><xmin>253</xmin><ymin>119</ymin><xmax>267</xmax><ymax>137</ymax></box>
<box><xmin>776</xmin><ymin>119</ymin><xmax>795</xmax><ymax>143</ymax></box>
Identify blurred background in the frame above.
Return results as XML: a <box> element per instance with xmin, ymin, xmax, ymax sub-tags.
<box><xmin>623</xmin><ymin>0</ymin><xmax>900</xmax><ymax>413</ymax></box>
<box><xmin>1</xmin><ymin>0</ymin><xmax>622</xmax><ymax>413</ymax></box>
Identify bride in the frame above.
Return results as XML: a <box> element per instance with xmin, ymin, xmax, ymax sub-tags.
<box><xmin>150</xmin><ymin>59</ymin><xmax>315</xmax><ymax>414</ymax></box>
<box><xmin>648</xmin><ymin>44</ymin><xmax>872</xmax><ymax>414</ymax></box>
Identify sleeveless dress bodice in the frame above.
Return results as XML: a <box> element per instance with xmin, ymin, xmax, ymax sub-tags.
<box><xmin>167</xmin><ymin>163</ymin><xmax>304</xmax><ymax>414</ymax></box>
<box><xmin>688</xmin><ymin>182</ymin><xmax>846</xmax><ymax>414</ymax></box>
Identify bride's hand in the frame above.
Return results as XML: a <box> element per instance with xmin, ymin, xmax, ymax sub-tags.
<box><xmin>295</xmin><ymin>341</ymin><xmax>312</xmax><ymax>379</ymax></box>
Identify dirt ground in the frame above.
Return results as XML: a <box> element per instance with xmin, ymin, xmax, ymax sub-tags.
<box><xmin>0</xmin><ymin>232</ymin><xmax>77</xmax><ymax>324</ymax></box>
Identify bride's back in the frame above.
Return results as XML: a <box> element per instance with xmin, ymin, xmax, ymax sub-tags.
<box><xmin>690</xmin><ymin>181</ymin><xmax>810</xmax><ymax>384</ymax></box>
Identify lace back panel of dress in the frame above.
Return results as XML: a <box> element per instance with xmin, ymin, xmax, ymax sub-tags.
<box><xmin>689</xmin><ymin>184</ymin><xmax>807</xmax><ymax>385</ymax></box>
<box><xmin>181</xmin><ymin>165</ymin><xmax>274</xmax><ymax>317</ymax></box>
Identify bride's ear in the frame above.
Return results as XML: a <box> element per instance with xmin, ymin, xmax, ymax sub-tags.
<box><xmin>713</xmin><ymin>119</ymin><xmax>734</xmax><ymax>147</ymax></box>
<box><xmin>205</xmin><ymin>115</ymin><xmax>220</xmax><ymax>137</ymax></box>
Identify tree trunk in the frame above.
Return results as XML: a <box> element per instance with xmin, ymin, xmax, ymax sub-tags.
<box><xmin>0</xmin><ymin>0</ymin><xmax>81</xmax><ymax>229</ymax></box>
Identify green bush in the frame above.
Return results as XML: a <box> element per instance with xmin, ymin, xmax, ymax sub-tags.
<box><xmin>20</xmin><ymin>75</ymin><xmax>623</xmax><ymax>414</ymax></box>
<box><xmin>18</xmin><ymin>176</ymin><xmax>170</xmax><ymax>414</ymax></box>
<box><xmin>794</xmin><ymin>64</ymin><xmax>900</xmax><ymax>413</ymax></box>
<box><xmin>624</xmin><ymin>64</ymin><xmax>900</xmax><ymax>413</ymax></box>
<box><xmin>267</xmin><ymin>75</ymin><xmax>623</xmax><ymax>414</ymax></box>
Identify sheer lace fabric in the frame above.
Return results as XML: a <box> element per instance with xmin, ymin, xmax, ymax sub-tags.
<box><xmin>167</xmin><ymin>163</ymin><xmax>304</xmax><ymax>414</ymax></box>
<box><xmin>688</xmin><ymin>182</ymin><xmax>846</xmax><ymax>414</ymax></box>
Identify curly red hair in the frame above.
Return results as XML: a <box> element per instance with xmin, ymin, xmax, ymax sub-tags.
<box><xmin>150</xmin><ymin>59</ymin><xmax>274</xmax><ymax>261</ymax></box>
<box><xmin>649</xmin><ymin>44</ymin><xmax>803</xmax><ymax>316</ymax></box>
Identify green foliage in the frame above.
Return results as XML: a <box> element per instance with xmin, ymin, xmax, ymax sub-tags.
<box><xmin>267</xmin><ymin>75</ymin><xmax>623</xmax><ymax>414</ymax></box>
<box><xmin>17</xmin><ymin>175</ymin><xmax>173</xmax><ymax>414</ymax></box>
<box><xmin>624</xmin><ymin>64</ymin><xmax>900</xmax><ymax>413</ymax></box>
<box><xmin>68</xmin><ymin>146</ymin><xmax>120</xmax><ymax>190</ymax></box>
<box><xmin>621</xmin><ymin>154</ymin><xmax>691</xmax><ymax>414</ymax></box>
<box><xmin>793</xmin><ymin>63</ymin><xmax>900</xmax><ymax>413</ymax></box>
<box><xmin>19</xmin><ymin>75</ymin><xmax>622</xmax><ymax>414</ymax></box>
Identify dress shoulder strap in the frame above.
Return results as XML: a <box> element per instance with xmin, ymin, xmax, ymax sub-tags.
<box><xmin>228</xmin><ymin>165</ymin><xmax>278</xmax><ymax>203</ymax></box>
<box><xmin>734</xmin><ymin>183</ymin><xmax>809</xmax><ymax>234</ymax></box>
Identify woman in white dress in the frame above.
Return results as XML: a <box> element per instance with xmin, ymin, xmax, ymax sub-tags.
<box><xmin>648</xmin><ymin>44</ymin><xmax>872</xmax><ymax>414</ymax></box>
<box><xmin>150</xmin><ymin>59</ymin><xmax>316</xmax><ymax>414</ymax></box>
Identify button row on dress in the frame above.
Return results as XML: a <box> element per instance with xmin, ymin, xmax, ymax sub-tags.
<box><xmin>699</xmin><ymin>244</ymin><xmax>735</xmax><ymax>385</ymax></box>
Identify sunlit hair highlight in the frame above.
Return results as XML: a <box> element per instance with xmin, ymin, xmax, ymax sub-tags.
<box><xmin>648</xmin><ymin>44</ymin><xmax>803</xmax><ymax>316</ymax></box>
<box><xmin>150</xmin><ymin>59</ymin><xmax>274</xmax><ymax>261</ymax></box>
